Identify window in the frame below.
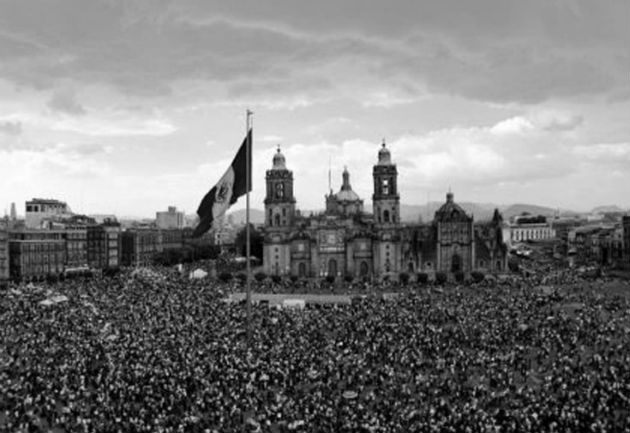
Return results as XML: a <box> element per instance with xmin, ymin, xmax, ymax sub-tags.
<box><xmin>26</xmin><ymin>205</ymin><xmax>32</xmax><ymax>212</ymax></box>
<box><xmin>383</xmin><ymin>210</ymin><xmax>390</xmax><ymax>223</ymax></box>
<box><xmin>282</xmin><ymin>208</ymin><xmax>286</xmax><ymax>217</ymax></box>
<box><xmin>275</xmin><ymin>183</ymin><xmax>284</xmax><ymax>199</ymax></box>
<box><xmin>274</xmin><ymin>214</ymin><xmax>280</xmax><ymax>226</ymax></box>
<box><xmin>269</xmin><ymin>209</ymin><xmax>273</xmax><ymax>225</ymax></box>
<box><xmin>382</xmin><ymin>179</ymin><xmax>389</xmax><ymax>195</ymax></box>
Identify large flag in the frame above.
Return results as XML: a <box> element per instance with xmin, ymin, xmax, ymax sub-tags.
<box><xmin>192</xmin><ymin>128</ymin><xmax>252</xmax><ymax>237</ymax></box>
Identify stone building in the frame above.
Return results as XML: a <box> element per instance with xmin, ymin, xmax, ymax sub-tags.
<box><xmin>0</xmin><ymin>221</ymin><xmax>8</xmax><ymax>286</ymax></box>
<box><xmin>262</xmin><ymin>143</ymin><xmax>508</xmax><ymax>279</ymax></box>
<box><xmin>87</xmin><ymin>221</ymin><xmax>122</xmax><ymax>271</ymax></box>
<box><xmin>25</xmin><ymin>198</ymin><xmax>72</xmax><ymax>229</ymax></box>
<box><xmin>509</xmin><ymin>215</ymin><xmax>556</xmax><ymax>244</ymax></box>
<box><xmin>156</xmin><ymin>206</ymin><xmax>184</xmax><ymax>229</ymax></box>
<box><xmin>8</xmin><ymin>230</ymin><xmax>66</xmax><ymax>281</ymax></box>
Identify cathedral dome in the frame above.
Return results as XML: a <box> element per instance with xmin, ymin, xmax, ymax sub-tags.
<box><xmin>435</xmin><ymin>191</ymin><xmax>471</xmax><ymax>222</ymax></box>
<box><xmin>272</xmin><ymin>145</ymin><xmax>286</xmax><ymax>170</ymax></box>
<box><xmin>335</xmin><ymin>166</ymin><xmax>361</xmax><ymax>202</ymax></box>
<box><xmin>377</xmin><ymin>140</ymin><xmax>392</xmax><ymax>165</ymax></box>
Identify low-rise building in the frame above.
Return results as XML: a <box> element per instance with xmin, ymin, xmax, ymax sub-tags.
<box><xmin>159</xmin><ymin>229</ymin><xmax>185</xmax><ymax>252</ymax></box>
<box><xmin>8</xmin><ymin>230</ymin><xmax>66</xmax><ymax>281</ymax></box>
<box><xmin>156</xmin><ymin>206</ymin><xmax>184</xmax><ymax>230</ymax></box>
<box><xmin>64</xmin><ymin>226</ymin><xmax>88</xmax><ymax>273</ymax></box>
<box><xmin>87</xmin><ymin>221</ymin><xmax>122</xmax><ymax>270</ymax></box>
<box><xmin>25</xmin><ymin>198</ymin><xmax>72</xmax><ymax>229</ymax></box>
<box><xmin>569</xmin><ymin>223</ymin><xmax>625</xmax><ymax>267</ymax></box>
<box><xmin>0</xmin><ymin>221</ymin><xmax>9</xmax><ymax>286</ymax></box>
<box><xmin>509</xmin><ymin>215</ymin><xmax>556</xmax><ymax>243</ymax></box>
<box><xmin>121</xmin><ymin>229</ymin><xmax>161</xmax><ymax>266</ymax></box>
<box><xmin>623</xmin><ymin>216</ymin><xmax>630</xmax><ymax>268</ymax></box>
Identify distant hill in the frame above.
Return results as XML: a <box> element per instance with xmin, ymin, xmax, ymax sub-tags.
<box><xmin>500</xmin><ymin>204</ymin><xmax>558</xmax><ymax>220</ymax></box>
<box><xmin>233</xmin><ymin>202</ymin><xmax>626</xmax><ymax>226</ymax></box>
<box><xmin>591</xmin><ymin>205</ymin><xmax>627</xmax><ymax>214</ymax></box>
<box><xmin>228</xmin><ymin>209</ymin><xmax>265</xmax><ymax>225</ymax></box>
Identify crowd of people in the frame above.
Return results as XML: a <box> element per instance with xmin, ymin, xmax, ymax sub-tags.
<box><xmin>1</xmin><ymin>267</ymin><xmax>629</xmax><ymax>432</ymax></box>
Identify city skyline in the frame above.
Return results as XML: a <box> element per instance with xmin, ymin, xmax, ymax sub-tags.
<box><xmin>1</xmin><ymin>1</ymin><xmax>628</xmax><ymax>217</ymax></box>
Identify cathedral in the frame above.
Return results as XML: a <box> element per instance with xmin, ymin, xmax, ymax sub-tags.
<box><xmin>262</xmin><ymin>142</ymin><xmax>508</xmax><ymax>280</ymax></box>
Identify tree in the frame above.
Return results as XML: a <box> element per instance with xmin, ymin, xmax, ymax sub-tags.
<box><xmin>454</xmin><ymin>271</ymin><xmax>465</xmax><ymax>283</ymax></box>
<box><xmin>234</xmin><ymin>224</ymin><xmax>264</xmax><ymax>260</ymax></box>
<box><xmin>435</xmin><ymin>272</ymin><xmax>448</xmax><ymax>285</ymax></box>
<box><xmin>417</xmin><ymin>273</ymin><xmax>429</xmax><ymax>285</ymax></box>
<box><xmin>218</xmin><ymin>272</ymin><xmax>232</xmax><ymax>283</ymax></box>
<box><xmin>471</xmin><ymin>271</ymin><xmax>485</xmax><ymax>283</ymax></box>
<box><xmin>399</xmin><ymin>272</ymin><xmax>410</xmax><ymax>285</ymax></box>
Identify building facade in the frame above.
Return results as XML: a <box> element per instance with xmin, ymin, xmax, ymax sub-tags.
<box><xmin>8</xmin><ymin>230</ymin><xmax>66</xmax><ymax>281</ymax></box>
<box><xmin>623</xmin><ymin>216</ymin><xmax>630</xmax><ymax>268</ymax></box>
<box><xmin>262</xmin><ymin>144</ymin><xmax>508</xmax><ymax>279</ymax></box>
<box><xmin>156</xmin><ymin>206</ymin><xmax>185</xmax><ymax>230</ymax></box>
<box><xmin>0</xmin><ymin>221</ymin><xmax>8</xmax><ymax>286</ymax></box>
<box><xmin>509</xmin><ymin>215</ymin><xmax>556</xmax><ymax>243</ymax></box>
<box><xmin>64</xmin><ymin>226</ymin><xmax>89</xmax><ymax>273</ymax></box>
<box><xmin>87</xmin><ymin>221</ymin><xmax>122</xmax><ymax>270</ymax></box>
<box><xmin>25</xmin><ymin>198</ymin><xmax>72</xmax><ymax>229</ymax></box>
<box><xmin>121</xmin><ymin>229</ymin><xmax>161</xmax><ymax>266</ymax></box>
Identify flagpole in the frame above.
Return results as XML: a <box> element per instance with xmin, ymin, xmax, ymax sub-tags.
<box><xmin>246</xmin><ymin>109</ymin><xmax>253</xmax><ymax>343</ymax></box>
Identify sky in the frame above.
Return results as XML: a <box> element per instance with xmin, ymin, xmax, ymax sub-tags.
<box><xmin>0</xmin><ymin>0</ymin><xmax>628</xmax><ymax>218</ymax></box>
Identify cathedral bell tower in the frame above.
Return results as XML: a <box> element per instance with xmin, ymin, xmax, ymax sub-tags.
<box><xmin>372</xmin><ymin>140</ymin><xmax>400</xmax><ymax>225</ymax></box>
<box><xmin>264</xmin><ymin>145</ymin><xmax>296</xmax><ymax>229</ymax></box>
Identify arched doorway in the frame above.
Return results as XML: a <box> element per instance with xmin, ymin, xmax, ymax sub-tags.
<box><xmin>298</xmin><ymin>262</ymin><xmax>306</xmax><ymax>277</ymax></box>
<box><xmin>328</xmin><ymin>258</ymin><xmax>337</xmax><ymax>277</ymax></box>
<box><xmin>451</xmin><ymin>254</ymin><xmax>461</xmax><ymax>273</ymax></box>
<box><xmin>407</xmin><ymin>262</ymin><xmax>414</xmax><ymax>273</ymax></box>
<box><xmin>360</xmin><ymin>261</ymin><xmax>369</xmax><ymax>277</ymax></box>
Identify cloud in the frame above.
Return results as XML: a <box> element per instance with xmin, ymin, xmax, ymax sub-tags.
<box><xmin>572</xmin><ymin>142</ymin><xmax>630</xmax><ymax>161</ymax></box>
<box><xmin>0</xmin><ymin>120</ymin><xmax>22</xmax><ymax>135</ymax></box>
<box><xmin>490</xmin><ymin>117</ymin><xmax>534</xmax><ymax>135</ymax></box>
<box><xmin>0</xmin><ymin>108</ymin><xmax>176</xmax><ymax>137</ymax></box>
<box><xmin>533</xmin><ymin>111</ymin><xmax>583</xmax><ymax>132</ymax></box>
<box><xmin>261</xmin><ymin>135</ymin><xmax>284</xmax><ymax>143</ymax></box>
<box><xmin>0</xmin><ymin>1</ymin><xmax>626</xmax><ymax>105</ymax></box>
<box><xmin>47</xmin><ymin>90</ymin><xmax>86</xmax><ymax>115</ymax></box>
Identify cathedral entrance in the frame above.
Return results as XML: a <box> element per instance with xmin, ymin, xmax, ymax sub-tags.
<box><xmin>360</xmin><ymin>261</ymin><xmax>369</xmax><ymax>277</ymax></box>
<box><xmin>451</xmin><ymin>254</ymin><xmax>462</xmax><ymax>273</ymax></box>
<box><xmin>328</xmin><ymin>258</ymin><xmax>337</xmax><ymax>277</ymax></box>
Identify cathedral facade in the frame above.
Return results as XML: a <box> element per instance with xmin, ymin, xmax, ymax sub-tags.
<box><xmin>262</xmin><ymin>143</ymin><xmax>508</xmax><ymax>280</ymax></box>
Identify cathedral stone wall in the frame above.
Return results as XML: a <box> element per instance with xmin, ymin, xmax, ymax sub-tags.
<box><xmin>261</xmin><ymin>145</ymin><xmax>508</xmax><ymax>280</ymax></box>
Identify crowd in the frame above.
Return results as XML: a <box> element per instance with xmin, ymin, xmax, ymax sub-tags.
<box><xmin>1</xmin><ymin>268</ymin><xmax>629</xmax><ymax>432</ymax></box>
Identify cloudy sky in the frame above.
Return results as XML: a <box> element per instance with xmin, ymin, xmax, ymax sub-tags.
<box><xmin>0</xmin><ymin>0</ymin><xmax>628</xmax><ymax>217</ymax></box>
